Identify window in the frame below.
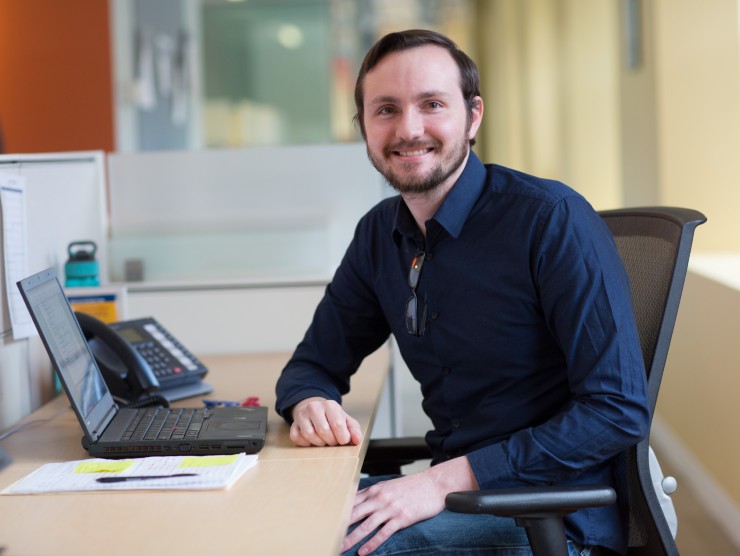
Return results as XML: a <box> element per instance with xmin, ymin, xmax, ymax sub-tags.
<box><xmin>112</xmin><ymin>0</ymin><xmax>474</xmax><ymax>151</ymax></box>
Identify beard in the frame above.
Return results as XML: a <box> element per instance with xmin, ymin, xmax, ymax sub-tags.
<box><xmin>367</xmin><ymin>130</ymin><xmax>471</xmax><ymax>196</ymax></box>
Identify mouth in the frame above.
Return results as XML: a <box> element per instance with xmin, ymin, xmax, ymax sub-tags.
<box><xmin>391</xmin><ymin>146</ymin><xmax>435</xmax><ymax>158</ymax></box>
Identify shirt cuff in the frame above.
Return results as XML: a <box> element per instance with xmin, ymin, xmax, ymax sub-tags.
<box><xmin>465</xmin><ymin>441</ymin><xmax>522</xmax><ymax>489</ymax></box>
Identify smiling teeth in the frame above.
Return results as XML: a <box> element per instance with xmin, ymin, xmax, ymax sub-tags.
<box><xmin>399</xmin><ymin>149</ymin><xmax>427</xmax><ymax>156</ymax></box>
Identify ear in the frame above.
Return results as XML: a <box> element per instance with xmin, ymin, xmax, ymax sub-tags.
<box><xmin>468</xmin><ymin>96</ymin><xmax>484</xmax><ymax>141</ymax></box>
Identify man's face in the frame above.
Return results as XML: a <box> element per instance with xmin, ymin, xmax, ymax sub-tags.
<box><xmin>361</xmin><ymin>45</ymin><xmax>483</xmax><ymax>196</ymax></box>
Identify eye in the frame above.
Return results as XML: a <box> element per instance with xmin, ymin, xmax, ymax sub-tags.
<box><xmin>425</xmin><ymin>101</ymin><xmax>443</xmax><ymax>110</ymax></box>
<box><xmin>377</xmin><ymin>105</ymin><xmax>397</xmax><ymax>116</ymax></box>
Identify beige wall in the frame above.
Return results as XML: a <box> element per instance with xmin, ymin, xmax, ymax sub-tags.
<box><xmin>619</xmin><ymin>0</ymin><xmax>661</xmax><ymax>207</ymax></box>
<box><xmin>479</xmin><ymin>0</ymin><xmax>740</xmax><ymax>247</ymax></box>
<box><xmin>478</xmin><ymin>0</ymin><xmax>623</xmax><ymax>210</ymax></box>
<box><xmin>653</xmin><ymin>0</ymin><xmax>740</xmax><ymax>251</ymax></box>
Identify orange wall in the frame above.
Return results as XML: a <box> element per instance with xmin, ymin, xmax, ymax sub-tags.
<box><xmin>0</xmin><ymin>0</ymin><xmax>115</xmax><ymax>153</ymax></box>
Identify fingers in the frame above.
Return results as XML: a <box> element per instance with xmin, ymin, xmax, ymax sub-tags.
<box><xmin>342</xmin><ymin>468</ymin><xmax>456</xmax><ymax>555</ymax></box>
<box><xmin>346</xmin><ymin>414</ymin><xmax>363</xmax><ymax>445</ymax></box>
<box><xmin>289</xmin><ymin>397</ymin><xmax>363</xmax><ymax>447</ymax></box>
<box><xmin>343</xmin><ymin>518</ymin><xmax>398</xmax><ymax>556</ymax></box>
<box><xmin>289</xmin><ymin>422</ymin><xmax>314</xmax><ymax>447</ymax></box>
<box><xmin>342</xmin><ymin>485</ymin><xmax>400</xmax><ymax>555</ymax></box>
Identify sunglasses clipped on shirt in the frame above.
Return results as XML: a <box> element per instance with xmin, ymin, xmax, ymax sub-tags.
<box><xmin>406</xmin><ymin>251</ymin><xmax>427</xmax><ymax>337</ymax></box>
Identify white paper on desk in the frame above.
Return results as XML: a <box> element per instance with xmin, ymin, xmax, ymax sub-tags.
<box><xmin>0</xmin><ymin>172</ymin><xmax>35</xmax><ymax>340</ymax></box>
<box><xmin>1</xmin><ymin>453</ymin><xmax>258</xmax><ymax>495</ymax></box>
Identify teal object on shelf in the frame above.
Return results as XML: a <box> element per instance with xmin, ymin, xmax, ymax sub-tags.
<box><xmin>64</xmin><ymin>240</ymin><xmax>100</xmax><ymax>287</ymax></box>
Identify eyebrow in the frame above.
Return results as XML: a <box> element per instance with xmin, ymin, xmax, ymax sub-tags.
<box><xmin>367</xmin><ymin>90</ymin><xmax>454</xmax><ymax>107</ymax></box>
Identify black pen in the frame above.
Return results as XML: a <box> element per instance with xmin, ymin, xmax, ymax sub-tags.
<box><xmin>96</xmin><ymin>473</ymin><xmax>197</xmax><ymax>483</ymax></box>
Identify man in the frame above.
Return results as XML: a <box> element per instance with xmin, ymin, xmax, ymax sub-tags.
<box><xmin>276</xmin><ymin>29</ymin><xmax>649</xmax><ymax>556</ymax></box>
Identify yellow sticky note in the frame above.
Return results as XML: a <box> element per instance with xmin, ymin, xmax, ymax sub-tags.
<box><xmin>75</xmin><ymin>460</ymin><xmax>134</xmax><ymax>474</ymax></box>
<box><xmin>179</xmin><ymin>454</ymin><xmax>239</xmax><ymax>468</ymax></box>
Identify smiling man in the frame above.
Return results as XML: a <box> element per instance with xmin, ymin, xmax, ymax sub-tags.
<box><xmin>275</xmin><ymin>30</ymin><xmax>649</xmax><ymax>556</ymax></box>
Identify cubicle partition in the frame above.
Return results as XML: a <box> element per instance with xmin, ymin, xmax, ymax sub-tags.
<box><xmin>107</xmin><ymin>143</ymin><xmax>383</xmax><ymax>284</ymax></box>
<box><xmin>656</xmin><ymin>255</ymin><xmax>740</xmax><ymax>546</ymax></box>
<box><xmin>104</xmin><ymin>143</ymin><xmax>385</xmax><ymax>351</ymax></box>
<box><xmin>0</xmin><ymin>151</ymin><xmax>108</xmax><ymax>428</ymax></box>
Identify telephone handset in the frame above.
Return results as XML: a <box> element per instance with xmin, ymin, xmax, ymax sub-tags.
<box><xmin>75</xmin><ymin>312</ymin><xmax>211</xmax><ymax>403</ymax></box>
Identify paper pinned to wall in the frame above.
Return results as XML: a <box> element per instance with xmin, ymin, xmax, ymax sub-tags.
<box><xmin>0</xmin><ymin>172</ymin><xmax>36</xmax><ymax>339</ymax></box>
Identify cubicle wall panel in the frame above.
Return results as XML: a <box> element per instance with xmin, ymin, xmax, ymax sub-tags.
<box><xmin>107</xmin><ymin>144</ymin><xmax>386</xmax><ymax>283</ymax></box>
<box><xmin>660</xmin><ymin>270</ymin><xmax>740</xmax><ymax>508</ymax></box>
<box><xmin>125</xmin><ymin>284</ymin><xmax>327</xmax><ymax>355</ymax></box>
<box><xmin>0</xmin><ymin>340</ymin><xmax>31</xmax><ymax>429</ymax></box>
<box><xmin>0</xmin><ymin>151</ymin><xmax>108</xmax><ymax>427</ymax></box>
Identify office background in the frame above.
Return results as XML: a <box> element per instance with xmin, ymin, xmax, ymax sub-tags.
<box><xmin>0</xmin><ymin>0</ymin><xmax>739</xmax><ymax>551</ymax></box>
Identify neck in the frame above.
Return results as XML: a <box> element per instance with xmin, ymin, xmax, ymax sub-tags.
<box><xmin>401</xmin><ymin>151</ymin><xmax>471</xmax><ymax>237</ymax></box>
<box><xmin>402</xmin><ymin>186</ymin><xmax>449</xmax><ymax>237</ymax></box>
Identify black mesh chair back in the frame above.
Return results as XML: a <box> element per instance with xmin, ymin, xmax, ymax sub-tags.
<box><xmin>599</xmin><ymin>207</ymin><xmax>706</xmax><ymax>556</ymax></box>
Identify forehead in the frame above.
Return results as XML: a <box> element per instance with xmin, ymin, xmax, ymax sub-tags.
<box><xmin>363</xmin><ymin>45</ymin><xmax>463</xmax><ymax>102</ymax></box>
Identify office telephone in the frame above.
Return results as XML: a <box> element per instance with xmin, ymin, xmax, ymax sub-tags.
<box><xmin>75</xmin><ymin>312</ymin><xmax>212</xmax><ymax>403</ymax></box>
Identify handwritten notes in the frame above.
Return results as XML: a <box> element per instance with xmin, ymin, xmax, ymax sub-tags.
<box><xmin>2</xmin><ymin>453</ymin><xmax>258</xmax><ymax>494</ymax></box>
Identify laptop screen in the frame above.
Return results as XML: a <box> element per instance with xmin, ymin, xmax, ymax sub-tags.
<box><xmin>18</xmin><ymin>269</ymin><xmax>115</xmax><ymax>441</ymax></box>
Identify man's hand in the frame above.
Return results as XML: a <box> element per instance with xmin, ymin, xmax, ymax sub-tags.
<box><xmin>289</xmin><ymin>397</ymin><xmax>362</xmax><ymax>447</ymax></box>
<box><xmin>340</xmin><ymin>456</ymin><xmax>479</xmax><ymax>555</ymax></box>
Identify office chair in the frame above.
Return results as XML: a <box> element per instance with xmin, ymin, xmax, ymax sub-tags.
<box><xmin>363</xmin><ymin>207</ymin><xmax>707</xmax><ymax>556</ymax></box>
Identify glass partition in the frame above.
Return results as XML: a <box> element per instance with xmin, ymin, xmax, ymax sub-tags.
<box><xmin>112</xmin><ymin>0</ymin><xmax>475</xmax><ymax>152</ymax></box>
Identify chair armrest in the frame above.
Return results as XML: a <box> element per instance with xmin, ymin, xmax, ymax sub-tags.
<box><xmin>446</xmin><ymin>485</ymin><xmax>616</xmax><ymax>556</ymax></box>
<box><xmin>446</xmin><ymin>484</ymin><xmax>616</xmax><ymax>517</ymax></box>
<box><xmin>362</xmin><ymin>437</ymin><xmax>431</xmax><ymax>475</ymax></box>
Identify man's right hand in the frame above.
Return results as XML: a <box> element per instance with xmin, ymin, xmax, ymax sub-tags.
<box><xmin>289</xmin><ymin>397</ymin><xmax>363</xmax><ymax>447</ymax></box>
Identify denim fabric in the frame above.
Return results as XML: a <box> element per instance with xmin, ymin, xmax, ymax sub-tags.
<box><xmin>340</xmin><ymin>475</ymin><xmax>597</xmax><ymax>556</ymax></box>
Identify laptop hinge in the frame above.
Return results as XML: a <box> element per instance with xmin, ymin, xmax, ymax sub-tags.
<box><xmin>91</xmin><ymin>404</ymin><xmax>118</xmax><ymax>441</ymax></box>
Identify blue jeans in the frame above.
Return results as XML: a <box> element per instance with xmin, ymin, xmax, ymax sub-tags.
<box><xmin>340</xmin><ymin>475</ymin><xmax>597</xmax><ymax>556</ymax></box>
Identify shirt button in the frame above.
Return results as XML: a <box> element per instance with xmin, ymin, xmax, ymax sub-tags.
<box><xmin>442</xmin><ymin>367</ymin><xmax>451</xmax><ymax>375</ymax></box>
<box><xmin>431</xmin><ymin>311</ymin><xmax>439</xmax><ymax>319</ymax></box>
<box><xmin>426</xmin><ymin>253</ymin><xmax>433</xmax><ymax>261</ymax></box>
<box><xmin>451</xmin><ymin>420</ymin><xmax>461</xmax><ymax>429</ymax></box>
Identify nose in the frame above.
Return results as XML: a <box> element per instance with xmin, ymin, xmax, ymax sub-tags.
<box><xmin>397</xmin><ymin>109</ymin><xmax>424</xmax><ymax>141</ymax></box>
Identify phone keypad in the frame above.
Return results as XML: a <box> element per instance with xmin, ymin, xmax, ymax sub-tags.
<box><xmin>112</xmin><ymin>317</ymin><xmax>208</xmax><ymax>386</ymax></box>
<box><xmin>137</xmin><ymin>343</ymin><xmax>183</xmax><ymax>378</ymax></box>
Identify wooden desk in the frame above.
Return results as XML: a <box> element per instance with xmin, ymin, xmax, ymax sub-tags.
<box><xmin>0</xmin><ymin>349</ymin><xmax>390</xmax><ymax>556</ymax></box>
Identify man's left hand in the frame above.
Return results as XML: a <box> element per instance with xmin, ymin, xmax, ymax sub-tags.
<box><xmin>340</xmin><ymin>456</ymin><xmax>478</xmax><ymax>555</ymax></box>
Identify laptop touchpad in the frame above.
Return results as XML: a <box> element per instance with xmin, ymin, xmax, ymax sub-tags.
<box><xmin>203</xmin><ymin>420</ymin><xmax>261</xmax><ymax>438</ymax></box>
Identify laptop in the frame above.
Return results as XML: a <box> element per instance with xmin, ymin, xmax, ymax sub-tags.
<box><xmin>17</xmin><ymin>268</ymin><xmax>267</xmax><ymax>459</ymax></box>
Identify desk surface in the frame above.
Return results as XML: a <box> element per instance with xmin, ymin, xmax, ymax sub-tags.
<box><xmin>0</xmin><ymin>349</ymin><xmax>390</xmax><ymax>556</ymax></box>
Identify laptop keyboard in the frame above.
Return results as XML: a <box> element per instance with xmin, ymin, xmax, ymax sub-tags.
<box><xmin>122</xmin><ymin>408</ymin><xmax>206</xmax><ymax>442</ymax></box>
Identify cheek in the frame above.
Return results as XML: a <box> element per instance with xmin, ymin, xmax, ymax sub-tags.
<box><xmin>364</xmin><ymin>124</ymin><xmax>391</xmax><ymax>151</ymax></box>
<box><xmin>441</xmin><ymin>117</ymin><xmax>470</xmax><ymax>139</ymax></box>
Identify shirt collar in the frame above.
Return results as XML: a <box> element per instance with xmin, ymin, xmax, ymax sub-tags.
<box><xmin>393</xmin><ymin>150</ymin><xmax>487</xmax><ymax>244</ymax></box>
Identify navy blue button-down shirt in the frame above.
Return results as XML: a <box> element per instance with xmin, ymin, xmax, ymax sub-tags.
<box><xmin>276</xmin><ymin>152</ymin><xmax>649</xmax><ymax>554</ymax></box>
